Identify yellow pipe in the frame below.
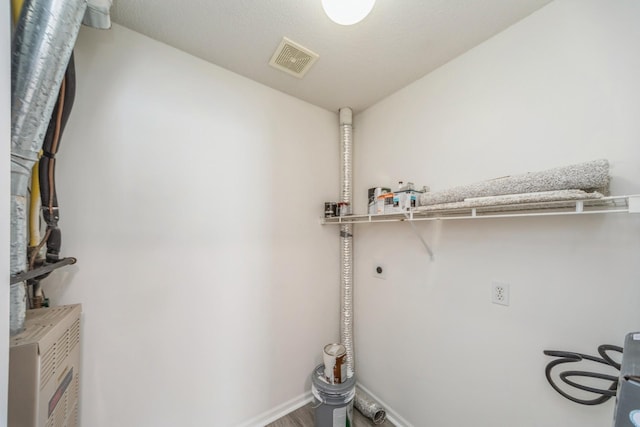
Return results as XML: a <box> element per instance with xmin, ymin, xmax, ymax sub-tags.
<box><xmin>29</xmin><ymin>159</ymin><xmax>41</xmax><ymax>247</ymax></box>
<box><xmin>11</xmin><ymin>0</ymin><xmax>24</xmax><ymax>25</ymax></box>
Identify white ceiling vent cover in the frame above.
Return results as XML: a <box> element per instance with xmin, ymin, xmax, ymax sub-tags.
<box><xmin>269</xmin><ymin>37</ymin><xmax>319</xmax><ymax>78</ymax></box>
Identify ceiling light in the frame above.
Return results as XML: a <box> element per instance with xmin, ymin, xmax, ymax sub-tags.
<box><xmin>321</xmin><ymin>0</ymin><xmax>375</xmax><ymax>26</ymax></box>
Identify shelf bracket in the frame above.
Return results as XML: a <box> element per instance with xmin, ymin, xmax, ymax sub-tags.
<box><xmin>10</xmin><ymin>257</ymin><xmax>77</xmax><ymax>285</ymax></box>
<box><xmin>403</xmin><ymin>213</ymin><xmax>435</xmax><ymax>260</ymax></box>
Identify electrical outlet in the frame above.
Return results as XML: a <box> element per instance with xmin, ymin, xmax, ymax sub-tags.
<box><xmin>373</xmin><ymin>263</ymin><xmax>386</xmax><ymax>280</ymax></box>
<box><xmin>492</xmin><ymin>282</ymin><xmax>510</xmax><ymax>306</ymax></box>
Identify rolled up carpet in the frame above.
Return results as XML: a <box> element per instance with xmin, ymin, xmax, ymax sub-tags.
<box><xmin>416</xmin><ymin>189</ymin><xmax>603</xmax><ymax>212</ymax></box>
<box><xmin>420</xmin><ymin>159</ymin><xmax>609</xmax><ymax>207</ymax></box>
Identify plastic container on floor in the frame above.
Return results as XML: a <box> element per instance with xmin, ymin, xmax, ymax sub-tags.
<box><xmin>311</xmin><ymin>364</ymin><xmax>356</xmax><ymax>427</ymax></box>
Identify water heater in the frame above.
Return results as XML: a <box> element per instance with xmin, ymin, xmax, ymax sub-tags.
<box><xmin>8</xmin><ymin>304</ymin><xmax>82</xmax><ymax>427</ymax></box>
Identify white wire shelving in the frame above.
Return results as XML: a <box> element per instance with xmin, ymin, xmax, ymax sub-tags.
<box><xmin>320</xmin><ymin>195</ymin><xmax>640</xmax><ymax>225</ymax></box>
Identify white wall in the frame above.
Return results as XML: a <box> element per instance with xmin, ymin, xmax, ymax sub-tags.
<box><xmin>1</xmin><ymin>1</ymin><xmax>10</xmax><ymax>425</ymax></box>
<box><xmin>354</xmin><ymin>1</ymin><xmax>640</xmax><ymax>426</ymax></box>
<box><xmin>46</xmin><ymin>24</ymin><xmax>340</xmax><ymax>427</ymax></box>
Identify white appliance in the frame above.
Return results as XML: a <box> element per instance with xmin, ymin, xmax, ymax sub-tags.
<box><xmin>613</xmin><ymin>332</ymin><xmax>640</xmax><ymax>427</ymax></box>
<box><xmin>9</xmin><ymin>304</ymin><xmax>82</xmax><ymax>427</ymax></box>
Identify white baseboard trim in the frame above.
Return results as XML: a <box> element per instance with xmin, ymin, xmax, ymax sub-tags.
<box><xmin>356</xmin><ymin>383</ymin><xmax>414</xmax><ymax>427</ymax></box>
<box><xmin>236</xmin><ymin>383</ymin><xmax>411</xmax><ymax>427</ymax></box>
<box><xmin>236</xmin><ymin>391</ymin><xmax>313</xmax><ymax>427</ymax></box>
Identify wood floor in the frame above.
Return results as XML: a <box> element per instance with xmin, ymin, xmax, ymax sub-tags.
<box><xmin>266</xmin><ymin>402</ymin><xmax>395</xmax><ymax>427</ymax></box>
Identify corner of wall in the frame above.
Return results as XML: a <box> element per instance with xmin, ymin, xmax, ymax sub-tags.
<box><xmin>1</xmin><ymin>0</ymin><xmax>11</xmax><ymax>424</ymax></box>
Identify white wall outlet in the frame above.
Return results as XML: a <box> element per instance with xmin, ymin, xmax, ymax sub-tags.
<box><xmin>373</xmin><ymin>263</ymin><xmax>386</xmax><ymax>280</ymax></box>
<box><xmin>491</xmin><ymin>282</ymin><xmax>510</xmax><ymax>306</ymax></box>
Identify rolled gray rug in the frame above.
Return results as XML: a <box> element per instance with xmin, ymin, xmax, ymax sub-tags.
<box><xmin>420</xmin><ymin>159</ymin><xmax>609</xmax><ymax>207</ymax></box>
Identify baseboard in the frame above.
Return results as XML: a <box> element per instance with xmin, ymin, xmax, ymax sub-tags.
<box><xmin>235</xmin><ymin>383</ymin><xmax>410</xmax><ymax>427</ymax></box>
<box><xmin>236</xmin><ymin>391</ymin><xmax>313</xmax><ymax>427</ymax></box>
<box><xmin>356</xmin><ymin>382</ymin><xmax>414</xmax><ymax>427</ymax></box>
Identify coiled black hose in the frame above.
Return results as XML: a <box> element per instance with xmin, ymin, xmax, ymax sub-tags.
<box><xmin>543</xmin><ymin>344</ymin><xmax>623</xmax><ymax>405</ymax></box>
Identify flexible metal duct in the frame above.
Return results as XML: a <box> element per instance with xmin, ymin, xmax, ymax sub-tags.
<box><xmin>83</xmin><ymin>0</ymin><xmax>112</xmax><ymax>29</ymax></box>
<box><xmin>338</xmin><ymin>107</ymin><xmax>387</xmax><ymax>424</ymax></box>
<box><xmin>339</xmin><ymin>108</ymin><xmax>355</xmax><ymax>378</ymax></box>
<box><xmin>10</xmin><ymin>0</ymin><xmax>89</xmax><ymax>335</ymax></box>
<box><xmin>354</xmin><ymin>387</ymin><xmax>387</xmax><ymax>425</ymax></box>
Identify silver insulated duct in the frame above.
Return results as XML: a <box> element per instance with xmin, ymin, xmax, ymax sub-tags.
<box><xmin>339</xmin><ymin>108</ymin><xmax>355</xmax><ymax>378</ymax></box>
<box><xmin>10</xmin><ymin>0</ymin><xmax>89</xmax><ymax>335</ymax></box>
<box><xmin>338</xmin><ymin>107</ymin><xmax>387</xmax><ymax>424</ymax></box>
<box><xmin>83</xmin><ymin>0</ymin><xmax>113</xmax><ymax>29</ymax></box>
<box><xmin>355</xmin><ymin>387</ymin><xmax>387</xmax><ymax>425</ymax></box>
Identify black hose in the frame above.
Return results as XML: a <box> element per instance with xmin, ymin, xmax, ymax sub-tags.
<box><xmin>599</xmin><ymin>344</ymin><xmax>622</xmax><ymax>370</ymax></box>
<box><xmin>543</xmin><ymin>344</ymin><xmax>623</xmax><ymax>405</ymax></box>
<box><xmin>558</xmin><ymin>371</ymin><xmax>618</xmax><ymax>396</ymax></box>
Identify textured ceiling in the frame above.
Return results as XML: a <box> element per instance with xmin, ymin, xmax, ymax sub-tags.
<box><xmin>111</xmin><ymin>0</ymin><xmax>553</xmax><ymax>113</ymax></box>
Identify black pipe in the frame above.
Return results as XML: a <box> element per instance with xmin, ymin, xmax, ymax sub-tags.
<box><xmin>39</xmin><ymin>52</ymin><xmax>76</xmax><ymax>263</ymax></box>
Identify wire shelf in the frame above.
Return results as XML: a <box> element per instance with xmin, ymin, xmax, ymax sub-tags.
<box><xmin>321</xmin><ymin>195</ymin><xmax>640</xmax><ymax>225</ymax></box>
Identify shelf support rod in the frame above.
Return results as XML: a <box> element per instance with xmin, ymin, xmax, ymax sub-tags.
<box><xmin>10</xmin><ymin>257</ymin><xmax>77</xmax><ymax>285</ymax></box>
<box><xmin>403</xmin><ymin>213</ymin><xmax>435</xmax><ymax>260</ymax></box>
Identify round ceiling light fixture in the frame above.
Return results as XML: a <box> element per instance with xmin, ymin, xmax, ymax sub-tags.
<box><xmin>321</xmin><ymin>0</ymin><xmax>376</xmax><ymax>26</ymax></box>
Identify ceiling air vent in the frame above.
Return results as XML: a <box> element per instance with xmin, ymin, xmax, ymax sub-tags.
<box><xmin>269</xmin><ymin>37</ymin><xmax>319</xmax><ymax>78</ymax></box>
